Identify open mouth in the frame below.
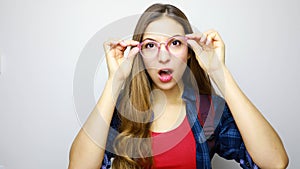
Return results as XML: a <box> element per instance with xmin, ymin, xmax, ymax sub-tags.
<box><xmin>158</xmin><ymin>69</ymin><xmax>173</xmax><ymax>76</ymax></box>
<box><xmin>158</xmin><ymin>69</ymin><xmax>173</xmax><ymax>83</ymax></box>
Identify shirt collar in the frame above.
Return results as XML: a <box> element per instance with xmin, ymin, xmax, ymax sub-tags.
<box><xmin>182</xmin><ymin>85</ymin><xmax>197</xmax><ymax>102</ymax></box>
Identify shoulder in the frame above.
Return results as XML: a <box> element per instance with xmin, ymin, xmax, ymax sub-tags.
<box><xmin>210</xmin><ymin>95</ymin><xmax>231</xmax><ymax>119</ymax></box>
<box><xmin>198</xmin><ymin>94</ymin><xmax>228</xmax><ymax>118</ymax></box>
<box><xmin>198</xmin><ymin>94</ymin><xmax>235</xmax><ymax>133</ymax></box>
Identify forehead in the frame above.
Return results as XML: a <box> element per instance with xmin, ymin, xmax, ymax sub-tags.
<box><xmin>143</xmin><ymin>16</ymin><xmax>185</xmax><ymax>40</ymax></box>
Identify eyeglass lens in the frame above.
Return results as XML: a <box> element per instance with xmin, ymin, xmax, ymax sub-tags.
<box><xmin>140</xmin><ymin>36</ymin><xmax>187</xmax><ymax>58</ymax></box>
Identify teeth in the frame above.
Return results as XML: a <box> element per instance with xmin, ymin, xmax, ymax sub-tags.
<box><xmin>162</xmin><ymin>70</ymin><xmax>170</xmax><ymax>74</ymax></box>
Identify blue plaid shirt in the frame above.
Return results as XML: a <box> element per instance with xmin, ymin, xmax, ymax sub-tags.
<box><xmin>101</xmin><ymin>86</ymin><xmax>259</xmax><ymax>169</ymax></box>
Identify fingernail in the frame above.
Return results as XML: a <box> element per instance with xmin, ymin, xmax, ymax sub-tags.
<box><xmin>186</xmin><ymin>36</ymin><xmax>192</xmax><ymax>40</ymax></box>
<box><xmin>200</xmin><ymin>37</ymin><xmax>205</xmax><ymax>43</ymax></box>
<box><xmin>206</xmin><ymin>39</ymin><xmax>210</xmax><ymax>45</ymax></box>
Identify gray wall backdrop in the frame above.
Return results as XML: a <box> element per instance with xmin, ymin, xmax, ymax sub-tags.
<box><xmin>0</xmin><ymin>0</ymin><xmax>299</xmax><ymax>168</ymax></box>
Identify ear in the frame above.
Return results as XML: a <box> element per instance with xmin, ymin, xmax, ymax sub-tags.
<box><xmin>187</xmin><ymin>54</ymin><xmax>191</xmax><ymax>59</ymax></box>
<box><xmin>187</xmin><ymin>48</ymin><xmax>193</xmax><ymax>60</ymax></box>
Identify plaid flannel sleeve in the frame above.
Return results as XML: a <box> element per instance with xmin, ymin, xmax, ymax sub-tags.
<box><xmin>214</xmin><ymin>103</ymin><xmax>260</xmax><ymax>169</ymax></box>
<box><xmin>100</xmin><ymin>108</ymin><xmax>120</xmax><ymax>169</ymax></box>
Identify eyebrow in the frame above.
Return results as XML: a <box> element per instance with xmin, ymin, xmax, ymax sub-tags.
<box><xmin>142</xmin><ymin>38</ymin><xmax>157</xmax><ymax>42</ymax></box>
<box><xmin>141</xmin><ymin>34</ymin><xmax>183</xmax><ymax>42</ymax></box>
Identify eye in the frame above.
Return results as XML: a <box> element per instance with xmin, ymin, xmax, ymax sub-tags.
<box><xmin>142</xmin><ymin>41</ymin><xmax>157</xmax><ymax>49</ymax></box>
<box><xmin>145</xmin><ymin>42</ymin><xmax>155</xmax><ymax>48</ymax></box>
<box><xmin>171</xmin><ymin>39</ymin><xmax>182</xmax><ymax>46</ymax></box>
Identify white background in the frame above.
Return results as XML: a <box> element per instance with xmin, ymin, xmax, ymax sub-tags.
<box><xmin>0</xmin><ymin>0</ymin><xmax>299</xmax><ymax>168</ymax></box>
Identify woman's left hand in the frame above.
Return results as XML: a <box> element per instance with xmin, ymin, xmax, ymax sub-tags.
<box><xmin>186</xmin><ymin>30</ymin><xmax>225</xmax><ymax>75</ymax></box>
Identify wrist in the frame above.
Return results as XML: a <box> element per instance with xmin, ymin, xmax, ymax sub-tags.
<box><xmin>105</xmin><ymin>78</ymin><xmax>124</xmax><ymax>100</ymax></box>
<box><xmin>208</xmin><ymin>63</ymin><xmax>227</xmax><ymax>81</ymax></box>
<box><xmin>208</xmin><ymin>64</ymin><xmax>230</xmax><ymax>96</ymax></box>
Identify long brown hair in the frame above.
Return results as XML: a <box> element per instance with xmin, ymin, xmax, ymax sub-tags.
<box><xmin>112</xmin><ymin>3</ymin><xmax>212</xmax><ymax>168</ymax></box>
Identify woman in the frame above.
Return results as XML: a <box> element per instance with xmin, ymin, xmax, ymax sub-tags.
<box><xmin>69</xmin><ymin>3</ymin><xmax>288</xmax><ymax>169</ymax></box>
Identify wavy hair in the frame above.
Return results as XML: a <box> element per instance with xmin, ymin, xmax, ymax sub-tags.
<box><xmin>112</xmin><ymin>3</ymin><xmax>212</xmax><ymax>168</ymax></box>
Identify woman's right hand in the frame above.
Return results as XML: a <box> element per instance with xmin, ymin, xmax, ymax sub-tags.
<box><xmin>103</xmin><ymin>40</ymin><xmax>140</xmax><ymax>83</ymax></box>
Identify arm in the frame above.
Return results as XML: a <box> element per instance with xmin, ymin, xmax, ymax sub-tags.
<box><xmin>69</xmin><ymin>79</ymin><xmax>119</xmax><ymax>169</ymax></box>
<box><xmin>187</xmin><ymin>31</ymin><xmax>288</xmax><ymax>169</ymax></box>
<box><xmin>68</xmin><ymin>40</ymin><xmax>139</xmax><ymax>169</ymax></box>
<box><xmin>212</xmin><ymin>64</ymin><xmax>288</xmax><ymax>169</ymax></box>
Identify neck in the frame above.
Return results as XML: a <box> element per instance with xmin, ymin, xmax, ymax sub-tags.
<box><xmin>152</xmin><ymin>81</ymin><xmax>184</xmax><ymax>104</ymax></box>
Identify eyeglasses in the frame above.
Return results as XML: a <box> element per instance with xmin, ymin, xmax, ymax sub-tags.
<box><xmin>138</xmin><ymin>35</ymin><xmax>188</xmax><ymax>58</ymax></box>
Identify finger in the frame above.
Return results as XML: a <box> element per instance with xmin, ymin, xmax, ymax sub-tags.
<box><xmin>203</xmin><ymin>29</ymin><xmax>216</xmax><ymax>35</ymax></box>
<box><xmin>107</xmin><ymin>40</ymin><xmax>127</xmax><ymax>54</ymax></box>
<box><xmin>206</xmin><ymin>32</ymin><xmax>225</xmax><ymax>50</ymax></box>
<box><xmin>192</xmin><ymin>32</ymin><xmax>209</xmax><ymax>50</ymax></box>
<box><xmin>202</xmin><ymin>30</ymin><xmax>217</xmax><ymax>44</ymax></box>
<box><xmin>187</xmin><ymin>39</ymin><xmax>203</xmax><ymax>55</ymax></box>
<box><xmin>116</xmin><ymin>40</ymin><xmax>139</xmax><ymax>58</ymax></box>
<box><xmin>204</xmin><ymin>30</ymin><xmax>224</xmax><ymax>43</ymax></box>
<box><xmin>186</xmin><ymin>39</ymin><xmax>206</xmax><ymax>70</ymax></box>
<box><xmin>103</xmin><ymin>40</ymin><xmax>119</xmax><ymax>54</ymax></box>
<box><xmin>123</xmin><ymin>40</ymin><xmax>140</xmax><ymax>46</ymax></box>
<box><xmin>126</xmin><ymin>47</ymin><xmax>139</xmax><ymax>60</ymax></box>
<box><xmin>200</xmin><ymin>33</ymin><xmax>207</xmax><ymax>43</ymax></box>
<box><xmin>103</xmin><ymin>40</ymin><xmax>127</xmax><ymax>63</ymax></box>
<box><xmin>186</xmin><ymin>33</ymin><xmax>206</xmax><ymax>45</ymax></box>
<box><xmin>103</xmin><ymin>41</ymin><xmax>112</xmax><ymax>55</ymax></box>
<box><xmin>190</xmin><ymin>33</ymin><xmax>207</xmax><ymax>49</ymax></box>
<box><xmin>185</xmin><ymin>32</ymin><xmax>203</xmax><ymax>42</ymax></box>
<box><xmin>118</xmin><ymin>39</ymin><xmax>139</xmax><ymax>48</ymax></box>
<box><xmin>119</xmin><ymin>40</ymin><xmax>127</xmax><ymax>47</ymax></box>
<box><xmin>206</xmin><ymin>34</ymin><xmax>213</xmax><ymax>46</ymax></box>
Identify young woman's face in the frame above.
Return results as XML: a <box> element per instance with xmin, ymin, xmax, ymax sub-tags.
<box><xmin>141</xmin><ymin>16</ymin><xmax>189</xmax><ymax>91</ymax></box>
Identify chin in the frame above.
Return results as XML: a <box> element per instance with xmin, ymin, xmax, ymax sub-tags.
<box><xmin>153</xmin><ymin>80</ymin><xmax>178</xmax><ymax>91</ymax></box>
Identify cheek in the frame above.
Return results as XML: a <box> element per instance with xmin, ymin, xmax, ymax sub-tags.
<box><xmin>142</xmin><ymin>58</ymin><xmax>157</xmax><ymax>77</ymax></box>
<box><xmin>142</xmin><ymin>57</ymin><xmax>157</xmax><ymax>69</ymax></box>
<box><xmin>147</xmin><ymin>69</ymin><xmax>157</xmax><ymax>77</ymax></box>
<box><xmin>175</xmin><ymin>48</ymin><xmax>189</xmax><ymax>63</ymax></box>
<box><xmin>183</xmin><ymin>49</ymin><xmax>189</xmax><ymax>62</ymax></box>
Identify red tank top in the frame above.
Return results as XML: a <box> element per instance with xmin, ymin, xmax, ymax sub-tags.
<box><xmin>151</xmin><ymin>116</ymin><xmax>196</xmax><ymax>169</ymax></box>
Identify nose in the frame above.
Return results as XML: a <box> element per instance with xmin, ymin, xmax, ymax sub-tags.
<box><xmin>158</xmin><ymin>44</ymin><xmax>170</xmax><ymax>64</ymax></box>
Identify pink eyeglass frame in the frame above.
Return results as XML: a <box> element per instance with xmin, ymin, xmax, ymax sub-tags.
<box><xmin>137</xmin><ymin>35</ymin><xmax>188</xmax><ymax>57</ymax></box>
